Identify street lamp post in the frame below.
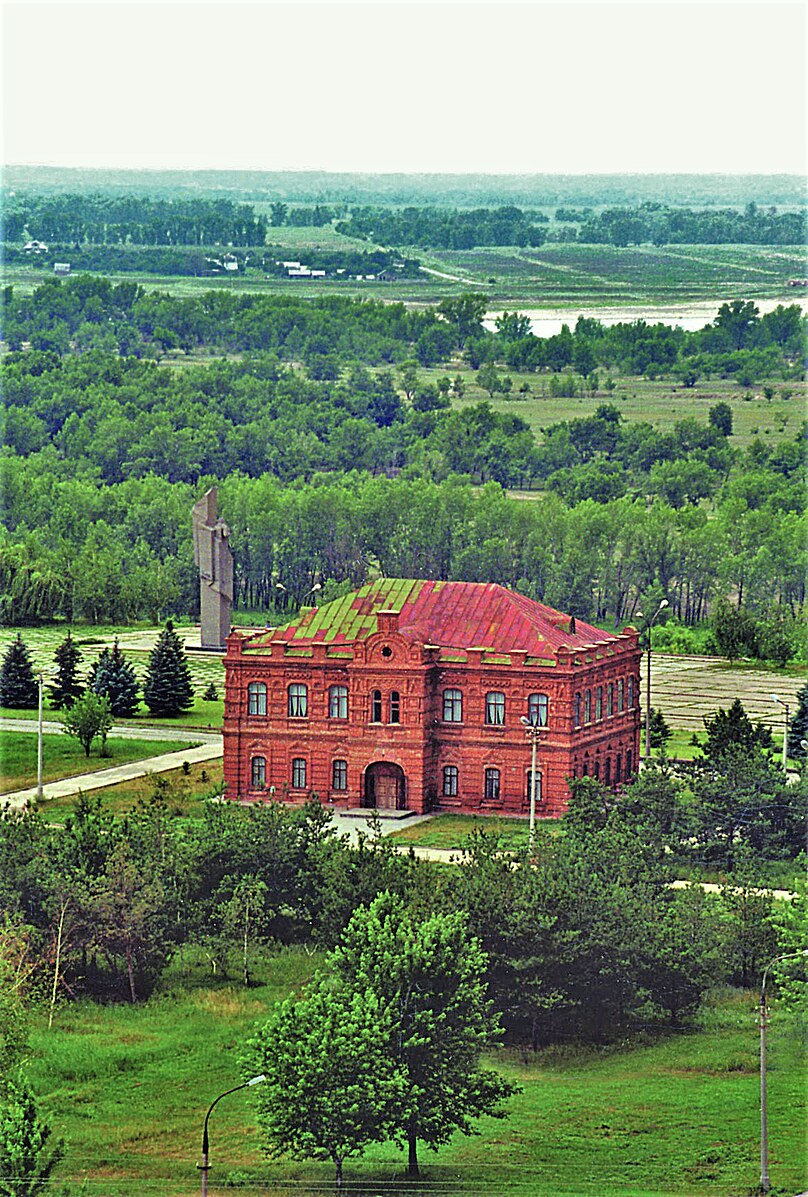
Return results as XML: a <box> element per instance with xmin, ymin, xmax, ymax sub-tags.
<box><xmin>520</xmin><ymin>716</ymin><xmax>541</xmax><ymax>855</ymax></box>
<box><xmin>759</xmin><ymin>950</ymin><xmax>808</xmax><ymax>1192</ymax></box>
<box><xmin>37</xmin><ymin>672</ymin><xmax>44</xmax><ymax>803</ymax></box>
<box><xmin>636</xmin><ymin>600</ymin><xmax>669</xmax><ymax>759</ymax></box>
<box><xmin>770</xmin><ymin>693</ymin><xmax>790</xmax><ymax>771</ymax></box>
<box><xmin>199</xmin><ymin>1075</ymin><xmax>266</xmax><ymax>1197</ymax></box>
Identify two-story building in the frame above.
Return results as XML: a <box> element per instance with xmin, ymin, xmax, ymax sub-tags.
<box><xmin>223</xmin><ymin>579</ymin><xmax>641</xmax><ymax>817</ymax></box>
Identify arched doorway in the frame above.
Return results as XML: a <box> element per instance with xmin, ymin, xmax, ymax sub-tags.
<box><xmin>364</xmin><ymin>762</ymin><xmax>406</xmax><ymax>810</ymax></box>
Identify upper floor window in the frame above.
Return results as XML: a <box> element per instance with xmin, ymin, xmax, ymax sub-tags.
<box><xmin>371</xmin><ymin>689</ymin><xmax>383</xmax><ymax>723</ymax></box>
<box><xmin>527</xmin><ymin>693</ymin><xmax>549</xmax><ymax>727</ymax></box>
<box><xmin>329</xmin><ymin>685</ymin><xmax>348</xmax><ymax>719</ymax></box>
<box><xmin>596</xmin><ymin>686</ymin><xmax>603</xmax><ymax>721</ymax></box>
<box><xmin>485</xmin><ymin>767</ymin><xmax>501</xmax><ymax>801</ymax></box>
<box><xmin>389</xmin><ymin>691</ymin><xmax>401</xmax><ymax>724</ymax></box>
<box><xmin>627</xmin><ymin>676</ymin><xmax>635</xmax><ymax>709</ymax></box>
<box><xmin>332</xmin><ymin>759</ymin><xmax>348</xmax><ymax>791</ymax></box>
<box><xmin>607</xmin><ymin>683</ymin><xmax>614</xmax><ymax>717</ymax></box>
<box><xmin>574</xmin><ymin>692</ymin><xmax>582</xmax><ymax>727</ymax></box>
<box><xmin>443</xmin><ymin>765</ymin><xmax>458</xmax><ymax>797</ymax></box>
<box><xmin>247</xmin><ymin>681</ymin><xmax>267</xmax><ymax>716</ymax></box>
<box><xmin>443</xmin><ymin>688</ymin><xmax>463</xmax><ymax>723</ymax></box>
<box><xmin>485</xmin><ymin>692</ymin><xmax>505</xmax><ymax>726</ymax></box>
<box><xmin>584</xmin><ymin>689</ymin><xmax>592</xmax><ymax>724</ymax></box>
<box><xmin>251</xmin><ymin>755</ymin><xmax>266</xmax><ymax>789</ymax></box>
<box><xmin>291</xmin><ymin>757</ymin><xmax>307</xmax><ymax>789</ymax></box>
<box><xmin>288</xmin><ymin>683</ymin><xmax>308</xmax><ymax>718</ymax></box>
<box><xmin>617</xmin><ymin>678</ymin><xmax>625</xmax><ymax>711</ymax></box>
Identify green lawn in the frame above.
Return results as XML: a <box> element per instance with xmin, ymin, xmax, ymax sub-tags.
<box><xmin>0</xmin><ymin>731</ymin><xmax>200</xmax><ymax>794</ymax></box>
<box><xmin>388</xmin><ymin>813</ymin><xmax>561</xmax><ymax>852</ymax></box>
<box><xmin>37</xmin><ymin>758</ymin><xmax>223</xmax><ymax>822</ymax></box>
<box><xmin>29</xmin><ymin>966</ymin><xmax>806</xmax><ymax>1196</ymax></box>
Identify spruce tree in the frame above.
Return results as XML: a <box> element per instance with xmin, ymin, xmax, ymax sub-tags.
<box><xmin>143</xmin><ymin>621</ymin><xmax>193</xmax><ymax>717</ymax></box>
<box><xmin>787</xmin><ymin>685</ymin><xmax>808</xmax><ymax>759</ymax></box>
<box><xmin>89</xmin><ymin>639</ymin><xmax>139</xmax><ymax>717</ymax></box>
<box><xmin>49</xmin><ymin>632</ymin><xmax>84</xmax><ymax>709</ymax></box>
<box><xmin>0</xmin><ymin>634</ymin><xmax>39</xmax><ymax>709</ymax></box>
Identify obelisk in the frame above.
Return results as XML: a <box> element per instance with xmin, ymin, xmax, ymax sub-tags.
<box><xmin>192</xmin><ymin>488</ymin><xmax>234</xmax><ymax>649</ymax></box>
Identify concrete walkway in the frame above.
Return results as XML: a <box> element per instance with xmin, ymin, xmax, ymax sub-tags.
<box><xmin>1</xmin><ymin>717</ymin><xmax>222</xmax><ymax>810</ymax></box>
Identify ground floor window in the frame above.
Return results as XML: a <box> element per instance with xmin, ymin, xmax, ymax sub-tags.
<box><xmin>484</xmin><ymin>767</ymin><xmax>500</xmax><ymax>801</ymax></box>
<box><xmin>292</xmin><ymin>757</ymin><xmax>307</xmax><ymax>789</ymax></box>
<box><xmin>526</xmin><ymin>769</ymin><xmax>542</xmax><ymax>804</ymax></box>
<box><xmin>605</xmin><ymin>756</ymin><xmax>611</xmax><ymax>784</ymax></box>
<box><xmin>251</xmin><ymin>756</ymin><xmax>266</xmax><ymax>788</ymax></box>
<box><xmin>332</xmin><ymin>758</ymin><xmax>347</xmax><ymax>790</ymax></box>
<box><xmin>443</xmin><ymin>765</ymin><xmax>458</xmax><ymax>797</ymax></box>
<box><xmin>615</xmin><ymin>753</ymin><xmax>622</xmax><ymax>783</ymax></box>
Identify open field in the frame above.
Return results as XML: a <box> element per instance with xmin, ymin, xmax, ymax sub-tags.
<box><xmin>29</xmin><ymin>965</ymin><xmax>807</xmax><ymax>1197</ymax></box>
<box><xmin>415</xmin><ymin>364</ymin><xmax>805</xmax><ymax>448</ymax></box>
<box><xmin>387</xmin><ymin>813</ymin><xmax>560</xmax><ymax>851</ymax></box>
<box><xmin>425</xmin><ymin>243</ymin><xmax>808</xmax><ymax>304</ymax></box>
<box><xmin>5</xmin><ymin>240</ymin><xmax>806</xmax><ymax>306</ymax></box>
<box><xmin>0</xmin><ymin>730</ymin><xmax>198</xmax><ymax>794</ymax></box>
<box><xmin>35</xmin><ymin>757</ymin><xmax>224</xmax><ymax>821</ymax></box>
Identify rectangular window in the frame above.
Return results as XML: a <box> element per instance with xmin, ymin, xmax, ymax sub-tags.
<box><xmin>485</xmin><ymin>692</ymin><xmax>505</xmax><ymax>726</ymax></box>
<box><xmin>526</xmin><ymin>769</ymin><xmax>542</xmax><ymax>804</ymax></box>
<box><xmin>288</xmin><ymin>683</ymin><xmax>308</xmax><ymax>718</ymax></box>
<box><xmin>574</xmin><ymin>692</ymin><xmax>582</xmax><ymax>727</ymax></box>
<box><xmin>332</xmin><ymin>759</ymin><xmax>347</xmax><ymax>791</ymax></box>
<box><xmin>617</xmin><ymin>679</ymin><xmax>625</xmax><ymax>712</ymax></box>
<box><xmin>615</xmin><ymin>753</ymin><xmax>622</xmax><ymax>783</ymax></box>
<box><xmin>607</xmin><ymin>683</ymin><xmax>614</xmax><ymax>717</ymax></box>
<box><xmin>527</xmin><ymin>693</ymin><xmax>549</xmax><ymax>727</ymax></box>
<box><xmin>605</xmin><ymin>757</ymin><xmax>611</xmax><ymax>785</ymax></box>
<box><xmin>626</xmin><ymin>749</ymin><xmax>633</xmax><ymax>776</ymax></box>
<box><xmin>442</xmin><ymin>765</ymin><xmax>458</xmax><ymax>797</ymax></box>
<box><xmin>443</xmin><ymin>689</ymin><xmax>462</xmax><ymax>722</ymax></box>
<box><xmin>627</xmin><ymin>677</ymin><xmax>635</xmax><ymax>709</ymax></box>
<box><xmin>329</xmin><ymin>685</ymin><xmax>348</xmax><ymax>719</ymax></box>
<box><xmin>389</xmin><ymin>691</ymin><xmax>401</xmax><ymax>724</ymax></box>
<box><xmin>371</xmin><ymin>689</ymin><xmax>383</xmax><ymax>722</ymax></box>
<box><xmin>248</xmin><ymin>682</ymin><xmax>267</xmax><ymax>716</ymax></box>
<box><xmin>292</xmin><ymin>757</ymin><xmax>307</xmax><ymax>789</ymax></box>
<box><xmin>484</xmin><ymin>767</ymin><xmax>500</xmax><ymax>801</ymax></box>
<box><xmin>584</xmin><ymin>690</ymin><xmax>592</xmax><ymax>723</ymax></box>
<box><xmin>596</xmin><ymin>687</ymin><xmax>603</xmax><ymax>721</ymax></box>
<box><xmin>251</xmin><ymin>756</ymin><xmax>266</xmax><ymax>788</ymax></box>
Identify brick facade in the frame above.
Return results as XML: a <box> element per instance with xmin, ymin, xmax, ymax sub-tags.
<box><xmin>223</xmin><ymin>580</ymin><xmax>641</xmax><ymax>818</ymax></box>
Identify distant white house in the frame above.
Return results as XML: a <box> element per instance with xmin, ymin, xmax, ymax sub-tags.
<box><xmin>53</xmin><ymin>262</ymin><xmax>71</xmax><ymax>276</ymax></box>
<box><xmin>23</xmin><ymin>239</ymin><xmax>48</xmax><ymax>253</ymax></box>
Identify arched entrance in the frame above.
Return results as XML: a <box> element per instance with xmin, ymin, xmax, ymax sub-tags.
<box><xmin>364</xmin><ymin>762</ymin><xmax>406</xmax><ymax>810</ymax></box>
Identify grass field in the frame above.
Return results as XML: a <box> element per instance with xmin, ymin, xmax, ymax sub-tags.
<box><xmin>35</xmin><ymin>757</ymin><xmax>224</xmax><ymax>822</ymax></box>
<box><xmin>5</xmin><ymin>240</ymin><xmax>806</xmax><ymax>307</ymax></box>
<box><xmin>0</xmin><ymin>731</ymin><xmax>199</xmax><ymax>794</ymax></box>
<box><xmin>387</xmin><ymin>813</ymin><xmax>559</xmax><ymax>852</ymax></box>
<box><xmin>28</xmin><ymin>961</ymin><xmax>807</xmax><ymax>1196</ymax></box>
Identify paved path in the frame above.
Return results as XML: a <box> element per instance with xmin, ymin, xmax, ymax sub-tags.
<box><xmin>1</xmin><ymin>718</ymin><xmax>222</xmax><ymax>810</ymax></box>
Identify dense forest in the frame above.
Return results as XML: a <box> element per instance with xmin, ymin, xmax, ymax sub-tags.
<box><xmin>0</xmin><ymin>278</ymin><xmax>805</xmax><ymax>649</ymax></box>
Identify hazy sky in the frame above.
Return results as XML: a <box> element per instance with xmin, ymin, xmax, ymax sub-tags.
<box><xmin>3</xmin><ymin>1</ymin><xmax>806</xmax><ymax>175</ymax></box>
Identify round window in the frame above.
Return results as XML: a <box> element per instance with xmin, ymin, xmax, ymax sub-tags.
<box><xmin>381</xmin><ymin>646</ymin><xmax>393</xmax><ymax>658</ymax></box>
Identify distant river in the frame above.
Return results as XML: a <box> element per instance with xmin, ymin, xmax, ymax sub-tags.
<box><xmin>483</xmin><ymin>295</ymin><xmax>808</xmax><ymax>337</ymax></box>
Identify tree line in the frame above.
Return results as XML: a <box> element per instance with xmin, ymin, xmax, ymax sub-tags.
<box><xmin>4</xmin><ymin>194</ymin><xmax>268</xmax><ymax>246</ymax></box>
<box><xmin>334</xmin><ymin>203</ymin><xmax>805</xmax><ymax>249</ymax></box>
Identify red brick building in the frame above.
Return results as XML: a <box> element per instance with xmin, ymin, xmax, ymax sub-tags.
<box><xmin>223</xmin><ymin>579</ymin><xmax>641</xmax><ymax>817</ymax></box>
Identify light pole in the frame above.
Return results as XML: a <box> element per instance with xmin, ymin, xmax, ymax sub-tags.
<box><xmin>770</xmin><ymin>693</ymin><xmax>790</xmax><ymax>771</ymax></box>
<box><xmin>636</xmin><ymin>600</ymin><xmax>669</xmax><ymax>759</ymax></box>
<box><xmin>199</xmin><ymin>1075</ymin><xmax>266</xmax><ymax>1197</ymax></box>
<box><xmin>37</xmin><ymin>672</ymin><xmax>44</xmax><ymax>803</ymax></box>
<box><xmin>520</xmin><ymin>716</ymin><xmax>541</xmax><ymax>854</ymax></box>
<box><xmin>759</xmin><ymin>950</ymin><xmax>808</xmax><ymax>1192</ymax></box>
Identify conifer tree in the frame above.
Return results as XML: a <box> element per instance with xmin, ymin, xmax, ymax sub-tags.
<box><xmin>143</xmin><ymin>621</ymin><xmax>193</xmax><ymax>717</ymax></box>
<box><xmin>49</xmin><ymin>632</ymin><xmax>84</xmax><ymax>709</ymax></box>
<box><xmin>0</xmin><ymin>634</ymin><xmax>38</xmax><ymax>709</ymax></box>
<box><xmin>788</xmin><ymin>685</ymin><xmax>808</xmax><ymax>759</ymax></box>
<box><xmin>89</xmin><ymin>639</ymin><xmax>139</xmax><ymax>717</ymax></box>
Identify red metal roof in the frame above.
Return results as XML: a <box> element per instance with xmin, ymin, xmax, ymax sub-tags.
<box><xmin>243</xmin><ymin>579</ymin><xmax>622</xmax><ymax>658</ymax></box>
